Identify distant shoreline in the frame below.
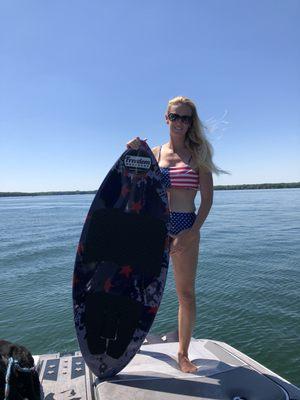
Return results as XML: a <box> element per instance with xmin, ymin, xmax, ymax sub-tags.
<box><xmin>1</xmin><ymin>183</ymin><xmax>299</xmax><ymax>198</ymax></box>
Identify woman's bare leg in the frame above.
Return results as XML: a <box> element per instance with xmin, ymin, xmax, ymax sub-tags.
<box><xmin>171</xmin><ymin>233</ymin><xmax>200</xmax><ymax>373</ymax></box>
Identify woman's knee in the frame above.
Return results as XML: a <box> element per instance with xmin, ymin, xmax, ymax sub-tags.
<box><xmin>177</xmin><ymin>289</ymin><xmax>196</xmax><ymax>305</ymax></box>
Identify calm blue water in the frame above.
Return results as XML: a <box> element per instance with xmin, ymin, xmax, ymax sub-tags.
<box><xmin>0</xmin><ymin>189</ymin><xmax>299</xmax><ymax>386</ymax></box>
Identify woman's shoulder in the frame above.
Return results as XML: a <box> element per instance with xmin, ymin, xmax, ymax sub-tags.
<box><xmin>151</xmin><ymin>145</ymin><xmax>161</xmax><ymax>158</ymax></box>
<box><xmin>151</xmin><ymin>145</ymin><xmax>160</xmax><ymax>150</ymax></box>
<box><xmin>151</xmin><ymin>142</ymin><xmax>169</xmax><ymax>153</ymax></box>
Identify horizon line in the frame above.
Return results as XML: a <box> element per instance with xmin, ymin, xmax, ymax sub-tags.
<box><xmin>0</xmin><ymin>182</ymin><xmax>299</xmax><ymax>197</ymax></box>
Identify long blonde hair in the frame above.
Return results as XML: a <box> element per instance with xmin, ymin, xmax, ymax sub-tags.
<box><xmin>167</xmin><ymin>96</ymin><xmax>225</xmax><ymax>175</ymax></box>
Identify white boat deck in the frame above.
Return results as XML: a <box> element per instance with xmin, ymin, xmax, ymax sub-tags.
<box><xmin>36</xmin><ymin>333</ymin><xmax>300</xmax><ymax>400</ymax></box>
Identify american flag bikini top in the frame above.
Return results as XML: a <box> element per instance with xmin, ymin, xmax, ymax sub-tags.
<box><xmin>158</xmin><ymin>146</ymin><xmax>199</xmax><ymax>190</ymax></box>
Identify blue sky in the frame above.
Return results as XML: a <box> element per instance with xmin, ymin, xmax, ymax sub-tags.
<box><xmin>1</xmin><ymin>0</ymin><xmax>299</xmax><ymax>191</ymax></box>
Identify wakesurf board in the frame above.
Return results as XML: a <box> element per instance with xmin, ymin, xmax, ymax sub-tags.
<box><xmin>73</xmin><ymin>141</ymin><xmax>169</xmax><ymax>379</ymax></box>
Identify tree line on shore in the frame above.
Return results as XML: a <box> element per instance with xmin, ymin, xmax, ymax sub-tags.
<box><xmin>0</xmin><ymin>182</ymin><xmax>299</xmax><ymax>197</ymax></box>
<box><xmin>214</xmin><ymin>182</ymin><xmax>300</xmax><ymax>190</ymax></box>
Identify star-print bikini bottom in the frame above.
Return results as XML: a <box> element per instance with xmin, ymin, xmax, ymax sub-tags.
<box><xmin>169</xmin><ymin>211</ymin><xmax>196</xmax><ymax>236</ymax></box>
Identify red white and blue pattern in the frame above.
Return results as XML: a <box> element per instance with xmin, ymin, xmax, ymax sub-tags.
<box><xmin>169</xmin><ymin>211</ymin><xmax>196</xmax><ymax>236</ymax></box>
<box><xmin>160</xmin><ymin>166</ymin><xmax>199</xmax><ymax>190</ymax></box>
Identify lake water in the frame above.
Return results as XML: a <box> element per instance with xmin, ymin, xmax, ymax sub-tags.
<box><xmin>0</xmin><ymin>189</ymin><xmax>299</xmax><ymax>386</ymax></box>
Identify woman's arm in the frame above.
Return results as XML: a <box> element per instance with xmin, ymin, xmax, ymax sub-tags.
<box><xmin>191</xmin><ymin>170</ymin><xmax>213</xmax><ymax>232</ymax></box>
<box><xmin>151</xmin><ymin>146</ymin><xmax>160</xmax><ymax>162</ymax></box>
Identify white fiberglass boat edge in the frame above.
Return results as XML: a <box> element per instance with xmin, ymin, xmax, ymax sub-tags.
<box><xmin>34</xmin><ymin>332</ymin><xmax>300</xmax><ymax>400</ymax></box>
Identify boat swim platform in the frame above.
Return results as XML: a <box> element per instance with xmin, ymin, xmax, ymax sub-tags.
<box><xmin>36</xmin><ymin>332</ymin><xmax>300</xmax><ymax>400</ymax></box>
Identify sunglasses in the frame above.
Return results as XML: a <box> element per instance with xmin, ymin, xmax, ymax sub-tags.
<box><xmin>168</xmin><ymin>112</ymin><xmax>193</xmax><ymax>125</ymax></box>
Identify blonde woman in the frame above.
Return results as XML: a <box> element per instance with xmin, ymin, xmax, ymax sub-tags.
<box><xmin>127</xmin><ymin>96</ymin><xmax>221</xmax><ymax>373</ymax></box>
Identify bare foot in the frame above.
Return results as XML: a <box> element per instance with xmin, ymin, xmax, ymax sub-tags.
<box><xmin>178</xmin><ymin>353</ymin><xmax>198</xmax><ymax>373</ymax></box>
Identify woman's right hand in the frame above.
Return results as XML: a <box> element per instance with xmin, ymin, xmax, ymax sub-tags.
<box><xmin>126</xmin><ymin>137</ymin><xmax>146</xmax><ymax>149</ymax></box>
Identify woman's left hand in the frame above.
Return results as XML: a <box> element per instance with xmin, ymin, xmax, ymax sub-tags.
<box><xmin>170</xmin><ymin>229</ymin><xmax>200</xmax><ymax>255</ymax></box>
